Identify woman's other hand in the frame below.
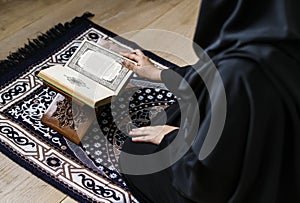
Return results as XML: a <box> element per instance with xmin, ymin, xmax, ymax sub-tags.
<box><xmin>129</xmin><ymin>125</ymin><xmax>178</xmax><ymax>145</ymax></box>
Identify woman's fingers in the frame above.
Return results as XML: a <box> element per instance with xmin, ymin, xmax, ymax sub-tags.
<box><xmin>132</xmin><ymin>136</ymin><xmax>153</xmax><ymax>143</ymax></box>
<box><xmin>120</xmin><ymin>50</ymin><xmax>162</xmax><ymax>81</ymax></box>
<box><xmin>120</xmin><ymin>49</ymin><xmax>145</xmax><ymax>62</ymax></box>
<box><xmin>128</xmin><ymin>125</ymin><xmax>179</xmax><ymax>145</ymax></box>
<box><xmin>133</xmin><ymin>49</ymin><xmax>144</xmax><ymax>56</ymax></box>
<box><xmin>120</xmin><ymin>52</ymin><xmax>140</xmax><ymax>62</ymax></box>
<box><xmin>122</xmin><ymin>60</ymin><xmax>137</xmax><ymax>71</ymax></box>
<box><xmin>129</xmin><ymin>127</ymin><xmax>153</xmax><ymax>143</ymax></box>
<box><xmin>129</xmin><ymin>126</ymin><xmax>164</xmax><ymax>144</ymax></box>
<box><xmin>129</xmin><ymin>127</ymin><xmax>150</xmax><ymax>136</ymax></box>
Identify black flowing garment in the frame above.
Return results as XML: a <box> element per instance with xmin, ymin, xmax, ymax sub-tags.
<box><xmin>121</xmin><ymin>0</ymin><xmax>300</xmax><ymax>202</ymax></box>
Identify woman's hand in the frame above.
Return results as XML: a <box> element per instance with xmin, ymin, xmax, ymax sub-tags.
<box><xmin>129</xmin><ymin>125</ymin><xmax>178</xmax><ymax>145</ymax></box>
<box><xmin>121</xmin><ymin>49</ymin><xmax>162</xmax><ymax>82</ymax></box>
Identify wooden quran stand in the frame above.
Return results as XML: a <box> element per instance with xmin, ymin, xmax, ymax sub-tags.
<box><xmin>41</xmin><ymin>93</ymin><xmax>96</xmax><ymax>145</ymax></box>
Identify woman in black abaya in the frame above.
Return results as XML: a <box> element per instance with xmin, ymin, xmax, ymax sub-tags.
<box><xmin>119</xmin><ymin>0</ymin><xmax>300</xmax><ymax>202</ymax></box>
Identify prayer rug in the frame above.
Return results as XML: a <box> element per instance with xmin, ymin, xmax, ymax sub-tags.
<box><xmin>0</xmin><ymin>13</ymin><xmax>178</xmax><ymax>202</ymax></box>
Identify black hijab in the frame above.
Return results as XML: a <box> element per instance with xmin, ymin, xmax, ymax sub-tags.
<box><xmin>161</xmin><ymin>0</ymin><xmax>300</xmax><ymax>202</ymax></box>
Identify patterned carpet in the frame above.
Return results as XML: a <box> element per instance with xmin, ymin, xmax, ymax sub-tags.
<box><xmin>0</xmin><ymin>13</ymin><xmax>178</xmax><ymax>202</ymax></box>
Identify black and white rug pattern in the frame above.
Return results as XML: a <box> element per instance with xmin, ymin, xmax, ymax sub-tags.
<box><xmin>0</xmin><ymin>26</ymin><xmax>177</xmax><ymax>202</ymax></box>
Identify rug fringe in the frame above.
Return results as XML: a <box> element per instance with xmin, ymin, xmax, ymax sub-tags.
<box><xmin>0</xmin><ymin>12</ymin><xmax>94</xmax><ymax>69</ymax></box>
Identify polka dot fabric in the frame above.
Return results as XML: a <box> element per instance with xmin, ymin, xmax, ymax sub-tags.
<box><xmin>81</xmin><ymin>87</ymin><xmax>177</xmax><ymax>174</ymax></box>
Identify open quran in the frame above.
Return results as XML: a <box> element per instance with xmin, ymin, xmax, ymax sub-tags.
<box><xmin>37</xmin><ymin>39</ymin><xmax>133</xmax><ymax>107</ymax></box>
